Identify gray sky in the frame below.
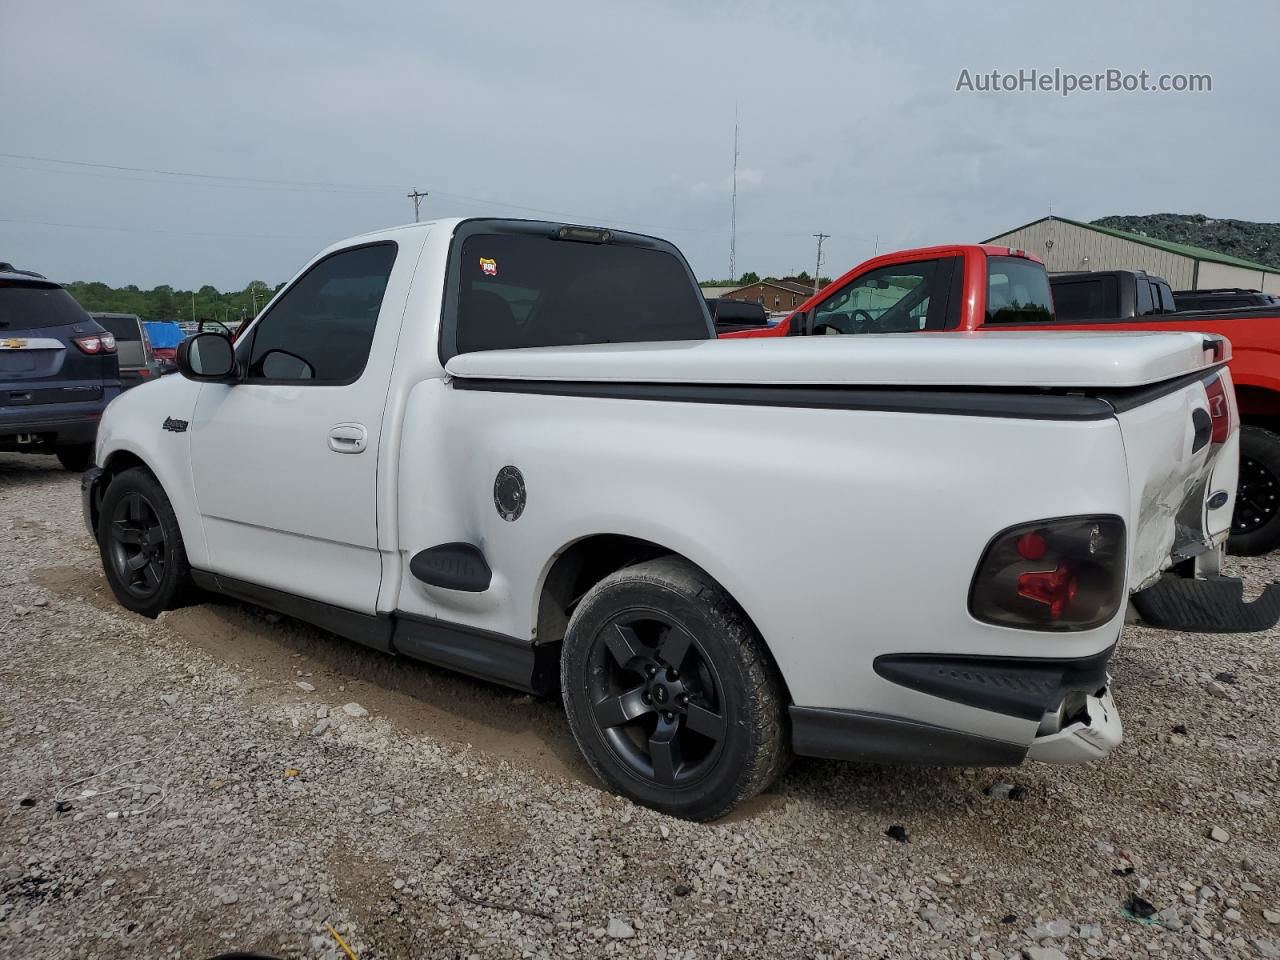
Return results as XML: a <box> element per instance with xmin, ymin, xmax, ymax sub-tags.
<box><xmin>2</xmin><ymin>0</ymin><xmax>1275</xmax><ymax>290</ymax></box>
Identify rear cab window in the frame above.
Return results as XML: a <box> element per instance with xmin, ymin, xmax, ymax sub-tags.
<box><xmin>0</xmin><ymin>280</ymin><xmax>91</xmax><ymax>331</ymax></box>
<box><xmin>985</xmin><ymin>256</ymin><xmax>1054</xmax><ymax>324</ymax></box>
<box><xmin>1051</xmin><ymin>275</ymin><xmax>1118</xmax><ymax>321</ymax></box>
<box><xmin>446</xmin><ymin>223</ymin><xmax>710</xmax><ymax>357</ymax></box>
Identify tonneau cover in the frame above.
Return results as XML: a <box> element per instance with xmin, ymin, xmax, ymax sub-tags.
<box><xmin>445</xmin><ymin>330</ymin><xmax>1228</xmax><ymax>389</ymax></box>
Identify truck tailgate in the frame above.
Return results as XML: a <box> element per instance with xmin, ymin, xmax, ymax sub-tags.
<box><xmin>1110</xmin><ymin>364</ymin><xmax>1237</xmax><ymax>590</ymax></box>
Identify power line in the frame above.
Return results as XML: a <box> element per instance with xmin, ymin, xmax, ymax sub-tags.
<box><xmin>2</xmin><ymin>150</ymin><xmax>874</xmax><ymax>248</ymax></box>
<box><xmin>0</xmin><ymin>151</ymin><xmax>397</xmax><ymax>193</ymax></box>
<box><xmin>0</xmin><ymin>216</ymin><xmax>329</xmax><ymax>242</ymax></box>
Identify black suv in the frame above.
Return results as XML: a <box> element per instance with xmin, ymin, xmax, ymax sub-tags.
<box><xmin>0</xmin><ymin>263</ymin><xmax>121</xmax><ymax>471</ymax></box>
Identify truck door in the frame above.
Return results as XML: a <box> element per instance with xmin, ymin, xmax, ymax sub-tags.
<box><xmin>808</xmin><ymin>258</ymin><xmax>958</xmax><ymax>335</ymax></box>
<box><xmin>189</xmin><ymin>241</ymin><xmax>409</xmax><ymax>614</ymax></box>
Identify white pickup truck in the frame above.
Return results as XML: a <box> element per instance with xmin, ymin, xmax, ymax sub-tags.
<box><xmin>84</xmin><ymin>217</ymin><xmax>1246</xmax><ymax>819</ymax></box>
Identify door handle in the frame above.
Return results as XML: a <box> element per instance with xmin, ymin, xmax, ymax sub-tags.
<box><xmin>327</xmin><ymin>422</ymin><xmax>368</xmax><ymax>454</ymax></box>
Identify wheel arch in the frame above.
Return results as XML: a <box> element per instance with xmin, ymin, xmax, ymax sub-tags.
<box><xmin>87</xmin><ymin>448</ymin><xmax>154</xmax><ymax>536</ymax></box>
<box><xmin>533</xmin><ymin>532</ymin><xmax>794</xmax><ymax>704</ymax></box>
<box><xmin>1235</xmin><ymin>383</ymin><xmax>1280</xmax><ymax>433</ymax></box>
<box><xmin>91</xmin><ymin>441</ymin><xmax>208</xmax><ymax>567</ymax></box>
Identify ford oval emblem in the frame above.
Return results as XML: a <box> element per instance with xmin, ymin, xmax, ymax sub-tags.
<box><xmin>1208</xmin><ymin>490</ymin><xmax>1229</xmax><ymax>510</ymax></box>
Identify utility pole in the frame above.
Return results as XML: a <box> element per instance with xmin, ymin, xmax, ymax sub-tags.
<box><xmin>729</xmin><ymin>104</ymin><xmax>739</xmax><ymax>282</ymax></box>
<box><xmin>191</xmin><ymin>291</ymin><xmax>196</xmax><ymax>324</ymax></box>
<box><xmin>407</xmin><ymin>189</ymin><xmax>428</xmax><ymax>223</ymax></box>
<box><xmin>811</xmin><ymin>233</ymin><xmax>829</xmax><ymax>295</ymax></box>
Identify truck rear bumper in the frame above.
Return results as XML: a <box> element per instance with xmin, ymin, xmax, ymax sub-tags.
<box><xmin>790</xmin><ymin>646</ymin><xmax>1121</xmax><ymax>767</ymax></box>
<box><xmin>1025</xmin><ymin>687</ymin><xmax>1122</xmax><ymax>763</ymax></box>
<box><xmin>1131</xmin><ymin>573</ymin><xmax>1280</xmax><ymax>633</ymax></box>
<box><xmin>790</xmin><ymin>684</ymin><xmax>1123</xmax><ymax>768</ymax></box>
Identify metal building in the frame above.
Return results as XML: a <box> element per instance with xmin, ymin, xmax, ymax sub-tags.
<box><xmin>983</xmin><ymin>216</ymin><xmax>1280</xmax><ymax>293</ymax></box>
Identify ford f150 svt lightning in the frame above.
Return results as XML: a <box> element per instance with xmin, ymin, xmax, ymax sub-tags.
<box><xmin>85</xmin><ymin>219</ymin><xmax>1242</xmax><ymax>818</ymax></box>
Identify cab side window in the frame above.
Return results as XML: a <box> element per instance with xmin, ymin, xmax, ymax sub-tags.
<box><xmin>811</xmin><ymin>259</ymin><xmax>951</xmax><ymax>335</ymax></box>
<box><xmin>242</xmin><ymin>243</ymin><xmax>397</xmax><ymax>383</ymax></box>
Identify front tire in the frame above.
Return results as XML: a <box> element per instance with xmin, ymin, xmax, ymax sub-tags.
<box><xmin>1228</xmin><ymin>425</ymin><xmax>1280</xmax><ymax>556</ymax></box>
<box><xmin>560</xmin><ymin>555</ymin><xmax>789</xmax><ymax>821</ymax></box>
<box><xmin>97</xmin><ymin>467</ymin><xmax>195</xmax><ymax>617</ymax></box>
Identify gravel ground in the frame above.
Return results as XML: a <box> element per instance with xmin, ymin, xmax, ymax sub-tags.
<box><xmin>1</xmin><ymin>451</ymin><xmax>1278</xmax><ymax>960</ymax></box>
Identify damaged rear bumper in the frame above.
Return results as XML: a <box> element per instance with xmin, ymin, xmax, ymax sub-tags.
<box><xmin>1026</xmin><ymin>687</ymin><xmax>1122</xmax><ymax>763</ymax></box>
<box><xmin>1132</xmin><ymin>573</ymin><xmax>1280</xmax><ymax>633</ymax></box>
<box><xmin>790</xmin><ymin>647</ymin><xmax>1123</xmax><ymax>768</ymax></box>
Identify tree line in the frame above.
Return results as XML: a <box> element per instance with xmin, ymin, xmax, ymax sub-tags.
<box><xmin>64</xmin><ymin>279</ymin><xmax>286</xmax><ymax>324</ymax></box>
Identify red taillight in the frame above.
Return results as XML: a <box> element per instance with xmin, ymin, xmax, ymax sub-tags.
<box><xmin>970</xmin><ymin>516</ymin><xmax>1126</xmax><ymax>631</ymax></box>
<box><xmin>1204</xmin><ymin>374</ymin><xmax>1231</xmax><ymax>445</ymax></box>
<box><xmin>1017</xmin><ymin>564</ymin><xmax>1079</xmax><ymax>619</ymax></box>
<box><xmin>73</xmin><ymin>333</ymin><xmax>117</xmax><ymax>355</ymax></box>
<box><xmin>1016</xmin><ymin>532</ymin><xmax>1046</xmax><ymax>560</ymax></box>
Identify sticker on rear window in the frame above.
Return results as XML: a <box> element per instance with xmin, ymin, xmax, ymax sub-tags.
<box><xmin>479</xmin><ymin>257</ymin><xmax>497</xmax><ymax>277</ymax></box>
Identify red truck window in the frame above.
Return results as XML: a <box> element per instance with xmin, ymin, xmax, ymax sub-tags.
<box><xmin>985</xmin><ymin>257</ymin><xmax>1054</xmax><ymax>324</ymax></box>
<box><xmin>810</xmin><ymin>259</ymin><xmax>955</xmax><ymax>335</ymax></box>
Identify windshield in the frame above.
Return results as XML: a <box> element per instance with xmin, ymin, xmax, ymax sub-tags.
<box><xmin>985</xmin><ymin>256</ymin><xmax>1054</xmax><ymax>323</ymax></box>
<box><xmin>455</xmin><ymin>233</ymin><xmax>709</xmax><ymax>353</ymax></box>
<box><xmin>0</xmin><ymin>281</ymin><xmax>90</xmax><ymax>330</ymax></box>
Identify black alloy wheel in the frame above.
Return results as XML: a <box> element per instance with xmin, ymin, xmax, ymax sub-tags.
<box><xmin>587</xmin><ymin>612</ymin><xmax>726</xmax><ymax>788</ymax></box>
<box><xmin>107</xmin><ymin>490</ymin><xmax>168</xmax><ymax>598</ymax></box>
<box><xmin>1234</xmin><ymin>454</ymin><xmax>1278</xmax><ymax>536</ymax></box>
<box><xmin>561</xmin><ymin>555</ymin><xmax>789</xmax><ymax>821</ymax></box>
<box><xmin>1228</xmin><ymin>425</ymin><xmax>1280</xmax><ymax>555</ymax></box>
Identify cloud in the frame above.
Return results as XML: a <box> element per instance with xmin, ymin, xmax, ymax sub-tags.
<box><xmin>0</xmin><ymin>0</ymin><xmax>1275</xmax><ymax>287</ymax></box>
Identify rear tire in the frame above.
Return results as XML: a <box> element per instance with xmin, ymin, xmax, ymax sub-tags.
<box><xmin>55</xmin><ymin>444</ymin><xmax>93</xmax><ymax>473</ymax></box>
<box><xmin>97</xmin><ymin>467</ymin><xmax>195</xmax><ymax>617</ymax></box>
<box><xmin>560</xmin><ymin>555</ymin><xmax>789</xmax><ymax>821</ymax></box>
<box><xmin>1228</xmin><ymin>425</ymin><xmax>1280</xmax><ymax>556</ymax></box>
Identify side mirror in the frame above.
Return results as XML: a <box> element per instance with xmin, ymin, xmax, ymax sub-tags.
<box><xmin>177</xmin><ymin>332</ymin><xmax>236</xmax><ymax>381</ymax></box>
<box><xmin>788</xmin><ymin>311</ymin><xmax>808</xmax><ymax>336</ymax></box>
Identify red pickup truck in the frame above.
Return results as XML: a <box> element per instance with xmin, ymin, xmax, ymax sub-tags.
<box><xmin>722</xmin><ymin>244</ymin><xmax>1280</xmax><ymax>555</ymax></box>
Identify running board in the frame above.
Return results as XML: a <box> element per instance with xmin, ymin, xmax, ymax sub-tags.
<box><xmin>1131</xmin><ymin>574</ymin><xmax>1280</xmax><ymax>633</ymax></box>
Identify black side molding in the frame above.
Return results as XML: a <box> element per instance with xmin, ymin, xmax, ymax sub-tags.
<box><xmin>873</xmin><ymin>646</ymin><xmax>1116</xmax><ymax>722</ymax></box>
<box><xmin>189</xmin><ymin>571</ymin><xmax>554</xmax><ymax>694</ymax></box>
<box><xmin>1132</xmin><ymin>574</ymin><xmax>1280</xmax><ymax>633</ymax></box>
<box><xmin>790</xmin><ymin>706</ymin><xmax>1027</xmax><ymax>766</ymax></box>
<box><xmin>392</xmin><ymin>611</ymin><xmax>557</xmax><ymax>695</ymax></box>
<box><xmin>192</xmin><ymin>571</ymin><xmax>395</xmax><ymax>653</ymax></box>
<box><xmin>410</xmin><ymin>542</ymin><xmax>492</xmax><ymax>592</ymax></box>
<box><xmin>452</xmin><ymin>378</ymin><xmax>1116</xmax><ymax>421</ymax></box>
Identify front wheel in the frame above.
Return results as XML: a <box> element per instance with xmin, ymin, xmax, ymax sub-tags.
<box><xmin>97</xmin><ymin>467</ymin><xmax>195</xmax><ymax>617</ymax></box>
<box><xmin>1228</xmin><ymin>425</ymin><xmax>1280</xmax><ymax>556</ymax></box>
<box><xmin>560</xmin><ymin>555</ymin><xmax>789</xmax><ymax>821</ymax></box>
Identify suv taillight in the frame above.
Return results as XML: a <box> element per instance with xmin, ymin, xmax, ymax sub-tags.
<box><xmin>1204</xmin><ymin>374</ymin><xmax>1231</xmax><ymax>445</ymax></box>
<box><xmin>969</xmin><ymin>516</ymin><xmax>1126</xmax><ymax>631</ymax></box>
<box><xmin>73</xmin><ymin>333</ymin><xmax>116</xmax><ymax>355</ymax></box>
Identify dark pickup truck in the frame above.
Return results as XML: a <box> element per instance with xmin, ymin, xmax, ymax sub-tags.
<box><xmin>1050</xmin><ymin>270</ymin><xmax>1177</xmax><ymax>321</ymax></box>
<box><xmin>1045</xmin><ymin>269</ymin><xmax>1280</xmax><ymax>553</ymax></box>
<box><xmin>1174</xmin><ymin>288</ymin><xmax>1280</xmax><ymax>312</ymax></box>
<box><xmin>0</xmin><ymin>264</ymin><xmax>122</xmax><ymax>471</ymax></box>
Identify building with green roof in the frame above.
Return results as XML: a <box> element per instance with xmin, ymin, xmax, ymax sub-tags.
<box><xmin>983</xmin><ymin>216</ymin><xmax>1280</xmax><ymax>292</ymax></box>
